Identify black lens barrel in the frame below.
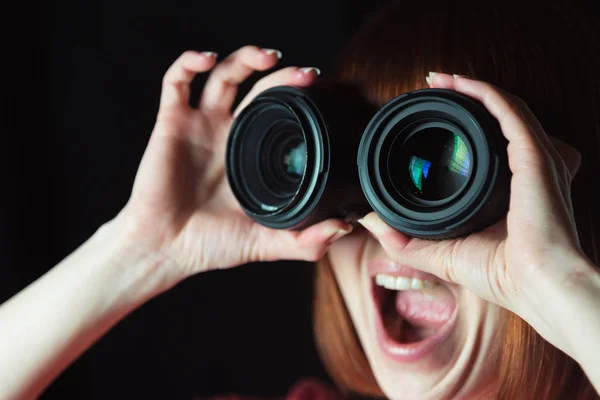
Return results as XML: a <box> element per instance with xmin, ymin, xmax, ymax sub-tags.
<box><xmin>358</xmin><ymin>89</ymin><xmax>510</xmax><ymax>239</ymax></box>
<box><xmin>226</xmin><ymin>86</ymin><xmax>510</xmax><ymax>238</ymax></box>
<box><xmin>226</xmin><ymin>83</ymin><xmax>376</xmax><ymax>230</ymax></box>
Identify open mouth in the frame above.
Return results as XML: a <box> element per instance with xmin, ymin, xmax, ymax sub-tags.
<box><xmin>369</xmin><ymin>263</ymin><xmax>458</xmax><ymax>362</ymax></box>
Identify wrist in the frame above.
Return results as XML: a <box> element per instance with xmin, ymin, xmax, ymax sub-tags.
<box><xmin>0</xmin><ymin>215</ymin><xmax>178</xmax><ymax>399</ymax></box>
<box><xmin>537</xmin><ymin>252</ymin><xmax>600</xmax><ymax>360</ymax></box>
<box><xmin>94</xmin><ymin>214</ymin><xmax>178</xmax><ymax>307</ymax></box>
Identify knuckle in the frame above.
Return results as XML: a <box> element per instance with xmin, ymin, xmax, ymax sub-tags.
<box><xmin>507</xmin><ymin>139</ymin><xmax>552</xmax><ymax>172</ymax></box>
<box><xmin>444</xmin><ymin>239</ymin><xmax>465</xmax><ymax>284</ymax></box>
<box><xmin>249</xmin><ymin>78</ymin><xmax>269</xmax><ymax>95</ymax></box>
<box><xmin>505</xmin><ymin>98</ymin><xmax>525</xmax><ymax>121</ymax></box>
<box><xmin>180</xmin><ymin>50</ymin><xmax>196</xmax><ymax>59</ymax></box>
<box><xmin>487</xmin><ymin>246</ymin><xmax>509</xmax><ymax>301</ymax></box>
<box><xmin>240</xmin><ymin>45</ymin><xmax>260</xmax><ymax>55</ymax></box>
<box><xmin>251</xmin><ymin>67</ymin><xmax>295</xmax><ymax>92</ymax></box>
<box><xmin>441</xmin><ymin>261</ymin><xmax>456</xmax><ymax>284</ymax></box>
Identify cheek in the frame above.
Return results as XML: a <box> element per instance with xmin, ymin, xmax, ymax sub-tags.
<box><xmin>327</xmin><ymin>231</ymin><xmax>377</xmax><ymax>307</ymax></box>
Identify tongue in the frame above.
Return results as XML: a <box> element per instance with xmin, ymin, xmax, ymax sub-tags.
<box><xmin>396</xmin><ymin>284</ymin><xmax>456</xmax><ymax>329</ymax></box>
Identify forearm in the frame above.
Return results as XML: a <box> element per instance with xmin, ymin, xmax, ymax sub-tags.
<box><xmin>546</xmin><ymin>256</ymin><xmax>600</xmax><ymax>393</ymax></box>
<box><xmin>0</xmin><ymin>218</ymin><xmax>168</xmax><ymax>399</ymax></box>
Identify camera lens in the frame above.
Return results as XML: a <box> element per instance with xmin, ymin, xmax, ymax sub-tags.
<box><xmin>358</xmin><ymin>89</ymin><xmax>510</xmax><ymax>239</ymax></box>
<box><xmin>226</xmin><ymin>84</ymin><xmax>375</xmax><ymax>229</ymax></box>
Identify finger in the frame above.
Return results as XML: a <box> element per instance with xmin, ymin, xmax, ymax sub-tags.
<box><xmin>233</xmin><ymin>66</ymin><xmax>321</xmax><ymax>117</ymax></box>
<box><xmin>430</xmin><ymin>74</ymin><xmax>580</xmax><ymax>202</ymax></box>
<box><xmin>431</xmin><ymin>74</ymin><xmax>565</xmax><ymax>178</ymax></box>
<box><xmin>498</xmin><ymin>91</ymin><xmax>569</xmax><ymax>177</ymax></box>
<box><xmin>292</xmin><ymin>219</ymin><xmax>354</xmax><ymax>261</ymax></box>
<box><xmin>356</xmin><ymin>213</ymin><xmax>453</xmax><ymax>280</ymax></box>
<box><xmin>493</xmin><ymin>87</ymin><xmax>576</xmax><ymax>197</ymax></box>
<box><xmin>429</xmin><ymin>73</ymin><xmax>552</xmax><ymax>177</ymax></box>
<box><xmin>250</xmin><ymin>218</ymin><xmax>353</xmax><ymax>264</ymax></box>
<box><xmin>358</xmin><ymin>211</ymin><xmax>507</xmax><ymax>295</ymax></box>
<box><xmin>357</xmin><ymin>212</ymin><xmax>413</xmax><ymax>262</ymax></box>
<box><xmin>430</xmin><ymin>74</ymin><xmax>581</xmax><ymax>240</ymax></box>
<box><xmin>160</xmin><ymin>51</ymin><xmax>218</xmax><ymax>110</ymax></box>
<box><xmin>430</xmin><ymin>74</ymin><xmax>579</xmax><ymax>222</ymax></box>
<box><xmin>199</xmin><ymin>46</ymin><xmax>282</xmax><ymax>114</ymax></box>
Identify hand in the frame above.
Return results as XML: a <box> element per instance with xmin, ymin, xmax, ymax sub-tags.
<box><xmin>115</xmin><ymin>46</ymin><xmax>352</xmax><ymax>290</ymax></box>
<box><xmin>358</xmin><ymin>73</ymin><xmax>593</xmax><ymax>355</ymax></box>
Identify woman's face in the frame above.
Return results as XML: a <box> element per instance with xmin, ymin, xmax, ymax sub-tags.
<box><xmin>328</xmin><ymin>226</ymin><xmax>503</xmax><ymax>399</ymax></box>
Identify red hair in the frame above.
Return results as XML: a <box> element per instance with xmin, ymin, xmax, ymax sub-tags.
<box><xmin>313</xmin><ymin>1</ymin><xmax>600</xmax><ymax>398</ymax></box>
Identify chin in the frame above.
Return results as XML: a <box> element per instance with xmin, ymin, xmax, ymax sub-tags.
<box><xmin>328</xmin><ymin>232</ymin><xmax>503</xmax><ymax>400</ymax></box>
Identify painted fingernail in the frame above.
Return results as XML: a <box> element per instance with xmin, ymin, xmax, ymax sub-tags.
<box><xmin>300</xmin><ymin>67</ymin><xmax>321</xmax><ymax>76</ymax></box>
<box><xmin>201</xmin><ymin>51</ymin><xmax>218</xmax><ymax>58</ymax></box>
<box><xmin>262</xmin><ymin>48</ymin><xmax>283</xmax><ymax>59</ymax></box>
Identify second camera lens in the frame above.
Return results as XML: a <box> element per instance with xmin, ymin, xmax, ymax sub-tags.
<box><xmin>358</xmin><ymin>88</ymin><xmax>511</xmax><ymax>239</ymax></box>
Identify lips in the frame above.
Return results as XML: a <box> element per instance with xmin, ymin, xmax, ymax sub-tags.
<box><xmin>368</xmin><ymin>260</ymin><xmax>458</xmax><ymax>363</ymax></box>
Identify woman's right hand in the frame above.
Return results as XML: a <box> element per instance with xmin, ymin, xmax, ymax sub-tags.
<box><xmin>115</xmin><ymin>46</ymin><xmax>352</xmax><ymax>291</ymax></box>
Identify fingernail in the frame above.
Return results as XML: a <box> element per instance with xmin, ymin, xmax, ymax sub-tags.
<box><xmin>358</xmin><ymin>216</ymin><xmax>392</xmax><ymax>236</ymax></box>
<box><xmin>453</xmin><ymin>73</ymin><xmax>472</xmax><ymax>79</ymax></box>
<box><xmin>300</xmin><ymin>67</ymin><xmax>321</xmax><ymax>76</ymax></box>
<box><xmin>262</xmin><ymin>48</ymin><xmax>283</xmax><ymax>59</ymax></box>
<box><xmin>357</xmin><ymin>218</ymin><xmax>370</xmax><ymax>231</ymax></box>
<box><xmin>201</xmin><ymin>51</ymin><xmax>218</xmax><ymax>58</ymax></box>
<box><xmin>326</xmin><ymin>227</ymin><xmax>352</xmax><ymax>243</ymax></box>
<box><xmin>426</xmin><ymin>72</ymin><xmax>438</xmax><ymax>86</ymax></box>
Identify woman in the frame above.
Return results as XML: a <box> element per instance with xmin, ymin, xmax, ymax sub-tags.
<box><xmin>0</xmin><ymin>1</ymin><xmax>598</xmax><ymax>400</ymax></box>
<box><xmin>313</xmin><ymin>1</ymin><xmax>600</xmax><ymax>399</ymax></box>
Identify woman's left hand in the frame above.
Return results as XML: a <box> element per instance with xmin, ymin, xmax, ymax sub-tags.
<box><xmin>358</xmin><ymin>73</ymin><xmax>595</xmax><ymax>357</ymax></box>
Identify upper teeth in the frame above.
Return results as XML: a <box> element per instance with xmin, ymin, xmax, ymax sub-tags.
<box><xmin>375</xmin><ymin>274</ymin><xmax>436</xmax><ymax>290</ymax></box>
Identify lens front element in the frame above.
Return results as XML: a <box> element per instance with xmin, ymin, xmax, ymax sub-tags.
<box><xmin>390</xmin><ymin>128</ymin><xmax>472</xmax><ymax>202</ymax></box>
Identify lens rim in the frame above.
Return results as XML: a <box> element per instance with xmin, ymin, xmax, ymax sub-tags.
<box><xmin>226</xmin><ymin>86</ymin><xmax>331</xmax><ymax>229</ymax></box>
<box><xmin>358</xmin><ymin>89</ymin><xmax>505</xmax><ymax>238</ymax></box>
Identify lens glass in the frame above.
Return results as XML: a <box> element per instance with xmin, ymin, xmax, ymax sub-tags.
<box><xmin>284</xmin><ymin>142</ymin><xmax>307</xmax><ymax>177</ymax></box>
<box><xmin>389</xmin><ymin>128</ymin><xmax>472</xmax><ymax>201</ymax></box>
<box><xmin>258</xmin><ymin>119</ymin><xmax>306</xmax><ymax>198</ymax></box>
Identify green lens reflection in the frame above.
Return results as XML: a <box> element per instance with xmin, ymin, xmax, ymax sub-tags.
<box><xmin>284</xmin><ymin>142</ymin><xmax>306</xmax><ymax>177</ymax></box>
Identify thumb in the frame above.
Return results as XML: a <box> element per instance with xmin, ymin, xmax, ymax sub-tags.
<box><xmin>358</xmin><ymin>212</ymin><xmax>506</xmax><ymax>297</ymax></box>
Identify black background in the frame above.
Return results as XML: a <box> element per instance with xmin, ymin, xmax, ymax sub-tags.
<box><xmin>1</xmin><ymin>1</ymin><xmax>598</xmax><ymax>399</ymax></box>
<box><xmin>1</xmin><ymin>1</ymin><xmax>383</xmax><ymax>399</ymax></box>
